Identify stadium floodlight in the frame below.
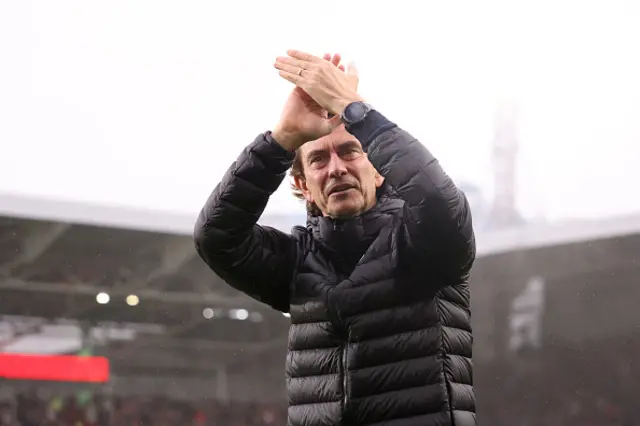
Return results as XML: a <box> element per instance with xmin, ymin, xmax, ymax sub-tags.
<box><xmin>229</xmin><ymin>308</ymin><xmax>249</xmax><ymax>320</ymax></box>
<box><xmin>202</xmin><ymin>308</ymin><xmax>214</xmax><ymax>319</ymax></box>
<box><xmin>125</xmin><ymin>294</ymin><xmax>140</xmax><ymax>306</ymax></box>
<box><xmin>96</xmin><ymin>292</ymin><xmax>110</xmax><ymax>304</ymax></box>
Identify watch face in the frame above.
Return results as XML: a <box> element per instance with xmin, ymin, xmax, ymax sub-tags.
<box><xmin>345</xmin><ymin>102</ymin><xmax>366</xmax><ymax>123</ymax></box>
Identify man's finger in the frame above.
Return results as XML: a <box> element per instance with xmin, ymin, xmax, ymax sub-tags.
<box><xmin>338</xmin><ymin>65</ymin><xmax>345</xmax><ymax>72</ymax></box>
<box><xmin>278</xmin><ymin>70</ymin><xmax>303</xmax><ymax>86</ymax></box>
<box><xmin>274</xmin><ymin>60</ymin><xmax>303</xmax><ymax>76</ymax></box>
<box><xmin>323</xmin><ymin>53</ymin><xmax>332</xmax><ymax>61</ymax></box>
<box><xmin>331</xmin><ymin>53</ymin><xmax>341</xmax><ymax>67</ymax></box>
<box><xmin>328</xmin><ymin>114</ymin><xmax>343</xmax><ymax>130</ymax></box>
<box><xmin>287</xmin><ymin>49</ymin><xmax>323</xmax><ymax>64</ymax></box>
<box><xmin>276</xmin><ymin>56</ymin><xmax>311</xmax><ymax>70</ymax></box>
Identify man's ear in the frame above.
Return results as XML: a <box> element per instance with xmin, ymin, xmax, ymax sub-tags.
<box><xmin>374</xmin><ymin>171</ymin><xmax>385</xmax><ymax>188</ymax></box>
<box><xmin>294</xmin><ymin>175</ymin><xmax>314</xmax><ymax>203</ymax></box>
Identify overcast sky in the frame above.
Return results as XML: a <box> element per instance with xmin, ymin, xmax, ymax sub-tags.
<box><xmin>1</xmin><ymin>0</ymin><xmax>638</xmax><ymax>223</ymax></box>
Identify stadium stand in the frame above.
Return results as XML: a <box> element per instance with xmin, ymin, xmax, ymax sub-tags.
<box><xmin>1</xmin><ymin>191</ymin><xmax>639</xmax><ymax>425</ymax></box>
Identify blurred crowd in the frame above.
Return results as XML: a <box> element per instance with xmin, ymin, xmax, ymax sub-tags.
<box><xmin>0</xmin><ymin>336</ymin><xmax>637</xmax><ymax>426</ymax></box>
<box><xmin>479</xmin><ymin>336</ymin><xmax>638</xmax><ymax>426</ymax></box>
<box><xmin>0</xmin><ymin>394</ymin><xmax>285</xmax><ymax>426</ymax></box>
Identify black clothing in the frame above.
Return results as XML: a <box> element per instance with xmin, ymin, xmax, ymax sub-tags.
<box><xmin>194</xmin><ymin>111</ymin><xmax>476</xmax><ymax>426</ymax></box>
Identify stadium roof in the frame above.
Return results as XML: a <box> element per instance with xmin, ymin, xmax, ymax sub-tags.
<box><xmin>1</xmin><ymin>191</ymin><xmax>640</xmax><ymax>375</ymax></box>
<box><xmin>3</xmin><ymin>190</ymin><xmax>640</xmax><ymax>256</ymax></box>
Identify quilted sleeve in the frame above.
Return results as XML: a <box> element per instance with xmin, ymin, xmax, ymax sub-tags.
<box><xmin>193</xmin><ymin>132</ymin><xmax>299</xmax><ymax>312</ymax></box>
<box><xmin>346</xmin><ymin>110</ymin><xmax>475</xmax><ymax>278</ymax></box>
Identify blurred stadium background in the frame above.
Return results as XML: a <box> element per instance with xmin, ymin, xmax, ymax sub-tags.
<box><xmin>1</xmin><ymin>107</ymin><xmax>639</xmax><ymax>426</ymax></box>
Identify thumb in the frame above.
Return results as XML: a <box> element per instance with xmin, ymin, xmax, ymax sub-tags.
<box><xmin>328</xmin><ymin>114</ymin><xmax>342</xmax><ymax>129</ymax></box>
<box><xmin>347</xmin><ymin>61</ymin><xmax>359</xmax><ymax>77</ymax></box>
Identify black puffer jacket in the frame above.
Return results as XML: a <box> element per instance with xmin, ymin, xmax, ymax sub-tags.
<box><xmin>194</xmin><ymin>111</ymin><xmax>476</xmax><ymax>426</ymax></box>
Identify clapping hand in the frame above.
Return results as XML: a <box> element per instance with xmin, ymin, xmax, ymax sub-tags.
<box><xmin>271</xmin><ymin>52</ymin><xmax>362</xmax><ymax>151</ymax></box>
<box><xmin>275</xmin><ymin>50</ymin><xmax>362</xmax><ymax>117</ymax></box>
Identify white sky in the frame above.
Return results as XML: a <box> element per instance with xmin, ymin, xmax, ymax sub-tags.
<box><xmin>0</xmin><ymin>0</ymin><xmax>638</xmax><ymax>222</ymax></box>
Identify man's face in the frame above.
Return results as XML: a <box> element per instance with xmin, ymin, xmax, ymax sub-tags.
<box><xmin>295</xmin><ymin>125</ymin><xmax>383</xmax><ymax>219</ymax></box>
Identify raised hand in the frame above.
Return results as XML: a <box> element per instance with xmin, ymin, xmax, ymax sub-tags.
<box><xmin>274</xmin><ymin>50</ymin><xmax>363</xmax><ymax>117</ymax></box>
<box><xmin>272</xmin><ymin>53</ymin><xmax>348</xmax><ymax>151</ymax></box>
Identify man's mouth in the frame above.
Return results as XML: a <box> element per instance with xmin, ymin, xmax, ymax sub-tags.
<box><xmin>328</xmin><ymin>183</ymin><xmax>356</xmax><ymax>196</ymax></box>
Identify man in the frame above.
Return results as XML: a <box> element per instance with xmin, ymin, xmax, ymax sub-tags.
<box><xmin>194</xmin><ymin>50</ymin><xmax>476</xmax><ymax>426</ymax></box>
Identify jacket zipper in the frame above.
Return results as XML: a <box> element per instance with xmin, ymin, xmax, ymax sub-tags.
<box><xmin>342</xmin><ymin>343</ymin><xmax>349</xmax><ymax>417</ymax></box>
<box><xmin>326</xmin><ymin>285</ymin><xmax>350</xmax><ymax>423</ymax></box>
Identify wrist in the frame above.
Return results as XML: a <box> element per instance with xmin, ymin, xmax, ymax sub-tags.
<box><xmin>333</xmin><ymin>93</ymin><xmax>365</xmax><ymax>117</ymax></box>
<box><xmin>271</xmin><ymin>127</ymin><xmax>306</xmax><ymax>152</ymax></box>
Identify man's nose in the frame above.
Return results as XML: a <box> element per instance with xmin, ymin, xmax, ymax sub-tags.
<box><xmin>327</xmin><ymin>154</ymin><xmax>347</xmax><ymax>177</ymax></box>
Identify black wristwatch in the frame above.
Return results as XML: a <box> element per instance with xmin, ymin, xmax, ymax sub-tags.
<box><xmin>341</xmin><ymin>101</ymin><xmax>373</xmax><ymax>127</ymax></box>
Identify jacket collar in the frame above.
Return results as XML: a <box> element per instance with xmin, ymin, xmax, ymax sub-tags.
<box><xmin>306</xmin><ymin>183</ymin><xmax>404</xmax><ymax>270</ymax></box>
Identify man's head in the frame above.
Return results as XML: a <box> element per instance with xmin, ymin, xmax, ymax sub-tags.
<box><xmin>291</xmin><ymin>125</ymin><xmax>384</xmax><ymax>218</ymax></box>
